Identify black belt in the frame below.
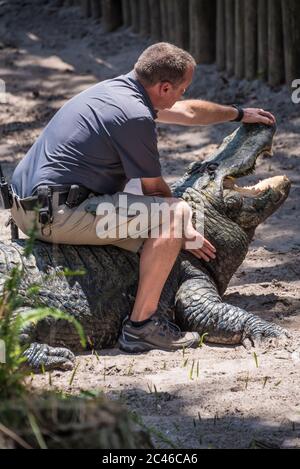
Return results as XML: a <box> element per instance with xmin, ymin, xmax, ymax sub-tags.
<box><xmin>16</xmin><ymin>185</ymin><xmax>93</xmax><ymax>211</ymax></box>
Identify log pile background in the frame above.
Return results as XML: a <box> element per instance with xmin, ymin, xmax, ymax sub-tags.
<box><xmin>58</xmin><ymin>0</ymin><xmax>300</xmax><ymax>86</ymax></box>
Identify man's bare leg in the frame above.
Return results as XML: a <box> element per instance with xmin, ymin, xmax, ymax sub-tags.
<box><xmin>130</xmin><ymin>234</ymin><xmax>183</xmax><ymax>321</ymax></box>
<box><xmin>130</xmin><ymin>199</ymin><xmax>216</xmax><ymax>322</ymax></box>
<box><xmin>119</xmin><ymin>199</ymin><xmax>216</xmax><ymax>352</ymax></box>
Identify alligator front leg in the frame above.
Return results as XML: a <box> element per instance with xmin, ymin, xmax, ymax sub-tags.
<box><xmin>18</xmin><ymin>312</ymin><xmax>76</xmax><ymax>371</ymax></box>
<box><xmin>23</xmin><ymin>343</ymin><xmax>75</xmax><ymax>371</ymax></box>
<box><xmin>175</xmin><ymin>275</ymin><xmax>290</xmax><ymax>347</ymax></box>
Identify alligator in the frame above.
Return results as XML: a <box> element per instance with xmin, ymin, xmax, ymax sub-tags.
<box><xmin>0</xmin><ymin>123</ymin><xmax>291</xmax><ymax>370</ymax></box>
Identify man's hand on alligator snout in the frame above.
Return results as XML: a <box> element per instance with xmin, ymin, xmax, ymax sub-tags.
<box><xmin>183</xmin><ymin>234</ymin><xmax>216</xmax><ymax>263</ymax></box>
<box><xmin>242</xmin><ymin>108</ymin><xmax>276</xmax><ymax>126</ymax></box>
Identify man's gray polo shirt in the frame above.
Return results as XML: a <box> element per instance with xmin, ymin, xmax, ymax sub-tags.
<box><xmin>12</xmin><ymin>71</ymin><xmax>162</xmax><ymax>198</ymax></box>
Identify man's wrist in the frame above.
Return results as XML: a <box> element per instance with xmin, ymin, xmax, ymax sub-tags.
<box><xmin>230</xmin><ymin>104</ymin><xmax>244</xmax><ymax>122</ymax></box>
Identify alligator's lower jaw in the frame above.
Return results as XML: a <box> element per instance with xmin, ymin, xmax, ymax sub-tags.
<box><xmin>223</xmin><ymin>175</ymin><xmax>290</xmax><ymax>198</ymax></box>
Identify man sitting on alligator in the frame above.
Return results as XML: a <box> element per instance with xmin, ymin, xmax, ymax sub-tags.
<box><xmin>7</xmin><ymin>43</ymin><xmax>289</xmax><ymax>367</ymax></box>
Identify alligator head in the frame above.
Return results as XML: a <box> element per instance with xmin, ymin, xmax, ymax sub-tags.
<box><xmin>173</xmin><ymin>124</ymin><xmax>291</xmax><ymax>295</ymax></box>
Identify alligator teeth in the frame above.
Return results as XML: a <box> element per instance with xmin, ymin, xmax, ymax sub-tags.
<box><xmin>233</xmin><ymin>186</ymin><xmax>263</xmax><ymax>197</ymax></box>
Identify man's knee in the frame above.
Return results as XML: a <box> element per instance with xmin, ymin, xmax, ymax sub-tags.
<box><xmin>154</xmin><ymin>198</ymin><xmax>191</xmax><ymax>240</ymax></box>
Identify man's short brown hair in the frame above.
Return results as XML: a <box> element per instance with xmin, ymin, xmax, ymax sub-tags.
<box><xmin>134</xmin><ymin>42</ymin><xmax>196</xmax><ymax>86</ymax></box>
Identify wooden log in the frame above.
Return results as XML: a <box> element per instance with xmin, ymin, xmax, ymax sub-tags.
<box><xmin>81</xmin><ymin>0</ymin><xmax>92</xmax><ymax>17</ymax></box>
<box><xmin>281</xmin><ymin>0</ymin><xmax>300</xmax><ymax>86</ymax></box>
<box><xmin>139</xmin><ymin>0</ymin><xmax>151</xmax><ymax>37</ymax></box>
<box><xmin>91</xmin><ymin>0</ymin><xmax>102</xmax><ymax>18</ymax></box>
<box><xmin>234</xmin><ymin>0</ymin><xmax>244</xmax><ymax>79</ymax></box>
<box><xmin>190</xmin><ymin>0</ymin><xmax>216</xmax><ymax>63</ymax></box>
<box><xmin>130</xmin><ymin>0</ymin><xmax>140</xmax><ymax>33</ymax></box>
<box><xmin>268</xmin><ymin>0</ymin><xmax>284</xmax><ymax>86</ymax></box>
<box><xmin>122</xmin><ymin>0</ymin><xmax>132</xmax><ymax>27</ymax></box>
<box><xmin>225</xmin><ymin>0</ymin><xmax>235</xmax><ymax>76</ymax></box>
<box><xmin>167</xmin><ymin>1</ymin><xmax>176</xmax><ymax>44</ymax></box>
<box><xmin>216</xmin><ymin>0</ymin><xmax>226</xmax><ymax>70</ymax></box>
<box><xmin>244</xmin><ymin>0</ymin><xmax>257</xmax><ymax>80</ymax></box>
<box><xmin>174</xmin><ymin>0</ymin><xmax>189</xmax><ymax>50</ymax></box>
<box><xmin>101</xmin><ymin>0</ymin><xmax>123</xmax><ymax>32</ymax></box>
<box><xmin>160</xmin><ymin>0</ymin><xmax>170</xmax><ymax>41</ymax></box>
<box><xmin>149</xmin><ymin>0</ymin><xmax>162</xmax><ymax>41</ymax></box>
<box><xmin>189</xmin><ymin>0</ymin><xmax>197</xmax><ymax>57</ymax></box>
<box><xmin>257</xmin><ymin>0</ymin><xmax>268</xmax><ymax>81</ymax></box>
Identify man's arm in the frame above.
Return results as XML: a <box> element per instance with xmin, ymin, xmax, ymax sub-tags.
<box><xmin>156</xmin><ymin>100</ymin><xmax>276</xmax><ymax>126</ymax></box>
<box><xmin>141</xmin><ymin>176</ymin><xmax>172</xmax><ymax>198</ymax></box>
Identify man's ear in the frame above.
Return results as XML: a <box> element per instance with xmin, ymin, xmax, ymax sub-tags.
<box><xmin>159</xmin><ymin>81</ymin><xmax>171</xmax><ymax>96</ymax></box>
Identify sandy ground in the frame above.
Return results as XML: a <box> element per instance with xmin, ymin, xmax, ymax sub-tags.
<box><xmin>1</xmin><ymin>0</ymin><xmax>300</xmax><ymax>449</ymax></box>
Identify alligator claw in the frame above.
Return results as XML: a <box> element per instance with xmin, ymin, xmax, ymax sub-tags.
<box><xmin>23</xmin><ymin>343</ymin><xmax>75</xmax><ymax>371</ymax></box>
<box><xmin>242</xmin><ymin>322</ymin><xmax>292</xmax><ymax>349</ymax></box>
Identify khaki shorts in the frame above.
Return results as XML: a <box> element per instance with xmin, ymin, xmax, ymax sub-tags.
<box><xmin>11</xmin><ymin>191</ymin><xmax>166</xmax><ymax>253</ymax></box>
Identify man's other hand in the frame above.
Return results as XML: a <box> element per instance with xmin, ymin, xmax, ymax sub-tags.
<box><xmin>183</xmin><ymin>232</ymin><xmax>216</xmax><ymax>263</ymax></box>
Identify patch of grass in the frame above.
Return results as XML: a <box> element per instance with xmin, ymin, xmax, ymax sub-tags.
<box><xmin>92</xmin><ymin>349</ymin><xmax>100</xmax><ymax>362</ymax></box>
<box><xmin>68</xmin><ymin>363</ymin><xmax>79</xmax><ymax>387</ymax></box>
<box><xmin>253</xmin><ymin>352</ymin><xmax>259</xmax><ymax>368</ymax></box>
<box><xmin>189</xmin><ymin>360</ymin><xmax>195</xmax><ymax>380</ymax></box>
<box><xmin>198</xmin><ymin>333</ymin><xmax>208</xmax><ymax>348</ymax></box>
<box><xmin>262</xmin><ymin>376</ymin><xmax>269</xmax><ymax>389</ymax></box>
<box><xmin>27</xmin><ymin>411</ymin><xmax>47</xmax><ymax>449</ymax></box>
<box><xmin>189</xmin><ymin>359</ymin><xmax>200</xmax><ymax>380</ymax></box>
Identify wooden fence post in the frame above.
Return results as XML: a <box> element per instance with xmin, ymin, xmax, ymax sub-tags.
<box><xmin>139</xmin><ymin>0</ymin><xmax>151</xmax><ymax>37</ymax></box>
<box><xmin>234</xmin><ymin>0</ymin><xmax>244</xmax><ymax>79</ymax></box>
<box><xmin>149</xmin><ymin>0</ymin><xmax>162</xmax><ymax>41</ymax></box>
<box><xmin>81</xmin><ymin>0</ymin><xmax>92</xmax><ymax>17</ymax></box>
<box><xmin>216</xmin><ymin>0</ymin><xmax>226</xmax><ymax>70</ymax></box>
<box><xmin>257</xmin><ymin>0</ymin><xmax>268</xmax><ymax>81</ymax></box>
<box><xmin>101</xmin><ymin>0</ymin><xmax>123</xmax><ymax>32</ymax></box>
<box><xmin>174</xmin><ymin>0</ymin><xmax>189</xmax><ymax>50</ymax></box>
<box><xmin>130</xmin><ymin>0</ymin><xmax>140</xmax><ymax>33</ymax></box>
<box><xmin>190</xmin><ymin>0</ymin><xmax>216</xmax><ymax>64</ymax></box>
<box><xmin>225</xmin><ymin>0</ymin><xmax>235</xmax><ymax>76</ymax></box>
<box><xmin>268</xmin><ymin>0</ymin><xmax>284</xmax><ymax>86</ymax></box>
<box><xmin>166</xmin><ymin>1</ymin><xmax>176</xmax><ymax>44</ymax></box>
<box><xmin>159</xmin><ymin>0</ymin><xmax>169</xmax><ymax>41</ymax></box>
<box><xmin>122</xmin><ymin>0</ymin><xmax>132</xmax><ymax>27</ymax></box>
<box><xmin>244</xmin><ymin>0</ymin><xmax>257</xmax><ymax>80</ymax></box>
<box><xmin>91</xmin><ymin>0</ymin><xmax>102</xmax><ymax>18</ymax></box>
<box><xmin>281</xmin><ymin>0</ymin><xmax>300</xmax><ymax>85</ymax></box>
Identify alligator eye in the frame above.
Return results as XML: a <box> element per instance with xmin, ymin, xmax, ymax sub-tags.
<box><xmin>207</xmin><ymin>163</ymin><xmax>219</xmax><ymax>174</ymax></box>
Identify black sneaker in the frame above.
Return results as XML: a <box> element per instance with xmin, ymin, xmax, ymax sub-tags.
<box><xmin>118</xmin><ymin>313</ymin><xmax>200</xmax><ymax>353</ymax></box>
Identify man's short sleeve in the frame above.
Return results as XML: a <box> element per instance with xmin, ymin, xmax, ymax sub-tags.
<box><xmin>110</xmin><ymin>117</ymin><xmax>162</xmax><ymax>179</ymax></box>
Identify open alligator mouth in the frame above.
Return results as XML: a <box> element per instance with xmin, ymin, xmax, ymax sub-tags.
<box><xmin>223</xmin><ymin>174</ymin><xmax>290</xmax><ymax>198</ymax></box>
<box><xmin>174</xmin><ymin>124</ymin><xmax>291</xmax><ymax>202</ymax></box>
<box><xmin>221</xmin><ymin>143</ymin><xmax>289</xmax><ymax>198</ymax></box>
